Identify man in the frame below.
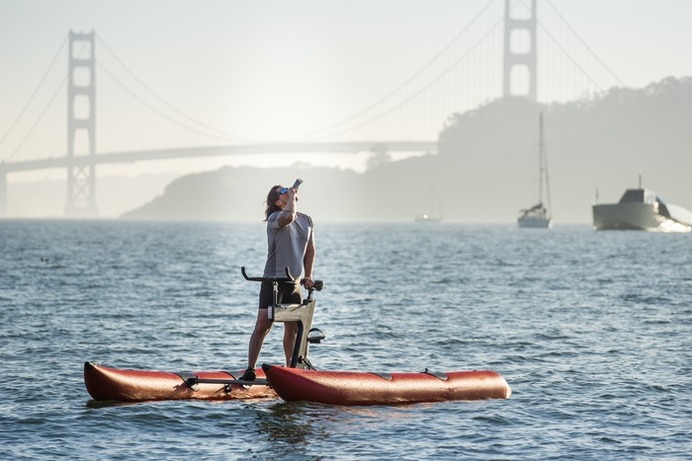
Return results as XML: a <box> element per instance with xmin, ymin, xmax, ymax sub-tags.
<box><xmin>239</xmin><ymin>183</ymin><xmax>315</xmax><ymax>381</ymax></box>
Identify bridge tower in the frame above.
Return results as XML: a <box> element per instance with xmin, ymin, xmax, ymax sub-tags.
<box><xmin>503</xmin><ymin>0</ymin><xmax>537</xmax><ymax>101</ymax></box>
<box><xmin>66</xmin><ymin>30</ymin><xmax>97</xmax><ymax>216</ymax></box>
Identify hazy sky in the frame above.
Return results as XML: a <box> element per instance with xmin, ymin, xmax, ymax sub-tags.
<box><xmin>2</xmin><ymin>0</ymin><xmax>692</xmax><ymax>178</ymax></box>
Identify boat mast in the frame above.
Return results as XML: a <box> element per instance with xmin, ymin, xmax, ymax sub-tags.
<box><xmin>538</xmin><ymin>113</ymin><xmax>544</xmax><ymax>205</ymax></box>
<box><xmin>539</xmin><ymin>112</ymin><xmax>552</xmax><ymax>215</ymax></box>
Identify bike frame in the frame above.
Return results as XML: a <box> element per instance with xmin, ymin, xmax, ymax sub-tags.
<box><xmin>241</xmin><ymin>267</ymin><xmax>323</xmax><ymax>369</ymax></box>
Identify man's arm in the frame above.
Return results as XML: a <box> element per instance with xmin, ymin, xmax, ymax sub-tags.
<box><xmin>303</xmin><ymin>242</ymin><xmax>316</xmax><ymax>288</ymax></box>
<box><xmin>278</xmin><ymin>189</ymin><xmax>297</xmax><ymax>227</ymax></box>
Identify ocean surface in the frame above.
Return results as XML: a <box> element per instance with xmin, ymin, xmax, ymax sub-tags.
<box><xmin>1</xmin><ymin>220</ymin><xmax>690</xmax><ymax>460</ymax></box>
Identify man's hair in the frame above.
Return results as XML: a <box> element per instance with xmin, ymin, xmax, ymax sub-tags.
<box><xmin>264</xmin><ymin>185</ymin><xmax>282</xmax><ymax>221</ymax></box>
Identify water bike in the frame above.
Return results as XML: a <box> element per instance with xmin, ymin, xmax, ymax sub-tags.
<box><xmin>84</xmin><ymin>268</ymin><xmax>511</xmax><ymax>405</ymax></box>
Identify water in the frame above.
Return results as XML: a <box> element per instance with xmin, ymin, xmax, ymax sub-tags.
<box><xmin>1</xmin><ymin>220</ymin><xmax>690</xmax><ymax>460</ymax></box>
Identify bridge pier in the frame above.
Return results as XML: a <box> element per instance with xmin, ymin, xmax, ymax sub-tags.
<box><xmin>66</xmin><ymin>161</ymin><xmax>97</xmax><ymax>216</ymax></box>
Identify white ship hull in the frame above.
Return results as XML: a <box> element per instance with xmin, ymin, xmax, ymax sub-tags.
<box><xmin>518</xmin><ymin>214</ymin><xmax>553</xmax><ymax>228</ymax></box>
<box><xmin>593</xmin><ymin>198</ymin><xmax>692</xmax><ymax>232</ymax></box>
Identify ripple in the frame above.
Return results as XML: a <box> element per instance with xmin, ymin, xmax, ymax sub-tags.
<box><xmin>2</xmin><ymin>222</ymin><xmax>691</xmax><ymax>460</ymax></box>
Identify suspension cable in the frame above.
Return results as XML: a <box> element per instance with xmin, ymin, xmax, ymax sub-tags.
<box><xmin>307</xmin><ymin>17</ymin><xmax>504</xmax><ymax>141</ymax></box>
<box><xmin>0</xmin><ymin>33</ymin><xmax>68</xmax><ymax>158</ymax></box>
<box><xmin>96</xmin><ymin>34</ymin><xmax>255</xmax><ymax>142</ymax></box>
<box><xmin>286</xmin><ymin>0</ymin><xmax>498</xmax><ymax>141</ymax></box>
<box><xmin>544</xmin><ymin>0</ymin><xmax>625</xmax><ymax>87</ymax></box>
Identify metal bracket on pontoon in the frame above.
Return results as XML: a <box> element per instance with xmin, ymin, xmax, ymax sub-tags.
<box><xmin>182</xmin><ymin>375</ymin><xmax>270</xmax><ymax>391</ymax></box>
<box><xmin>423</xmin><ymin>368</ymin><xmax>449</xmax><ymax>381</ymax></box>
<box><xmin>241</xmin><ymin>266</ymin><xmax>325</xmax><ymax>369</ymax></box>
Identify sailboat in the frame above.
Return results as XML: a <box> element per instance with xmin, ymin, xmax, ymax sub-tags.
<box><xmin>518</xmin><ymin>113</ymin><xmax>553</xmax><ymax>228</ymax></box>
<box><xmin>414</xmin><ymin>180</ymin><xmax>443</xmax><ymax>223</ymax></box>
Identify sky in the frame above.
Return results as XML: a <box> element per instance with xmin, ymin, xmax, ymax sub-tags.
<box><xmin>1</xmin><ymin>0</ymin><xmax>692</xmax><ymax>214</ymax></box>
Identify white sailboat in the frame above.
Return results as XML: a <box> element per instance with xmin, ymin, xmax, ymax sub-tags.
<box><xmin>414</xmin><ymin>180</ymin><xmax>443</xmax><ymax>223</ymax></box>
<box><xmin>518</xmin><ymin>113</ymin><xmax>553</xmax><ymax>228</ymax></box>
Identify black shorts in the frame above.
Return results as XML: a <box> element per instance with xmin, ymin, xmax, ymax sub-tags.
<box><xmin>258</xmin><ymin>280</ymin><xmax>302</xmax><ymax>309</ymax></box>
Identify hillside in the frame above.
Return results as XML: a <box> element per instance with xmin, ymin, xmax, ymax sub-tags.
<box><xmin>122</xmin><ymin>77</ymin><xmax>692</xmax><ymax>223</ymax></box>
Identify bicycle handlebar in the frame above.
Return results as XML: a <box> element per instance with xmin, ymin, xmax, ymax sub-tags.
<box><xmin>241</xmin><ymin>266</ymin><xmax>324</xmax><ymax>292</ymax></box>
<box><xmin>241</xmin><ymin>266</ymin><xmax>294</xmax><ymax>282</ymax></box>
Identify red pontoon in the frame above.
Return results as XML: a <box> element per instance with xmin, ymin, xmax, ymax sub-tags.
<box><xmin>84</xmin><ymin>362</ymin><xmax>276</xmax><ymax>402</ymax></box>
<box><xmin>262</xmin><ymin>364</ymin><xmax>511</xmax><ymax>406</ymax></box>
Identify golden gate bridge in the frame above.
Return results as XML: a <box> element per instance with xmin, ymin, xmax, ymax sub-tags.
<box><xmin>0</xmin><ymin>0</ymin><xmax>623</xmax><ymax>217</ymax></box>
